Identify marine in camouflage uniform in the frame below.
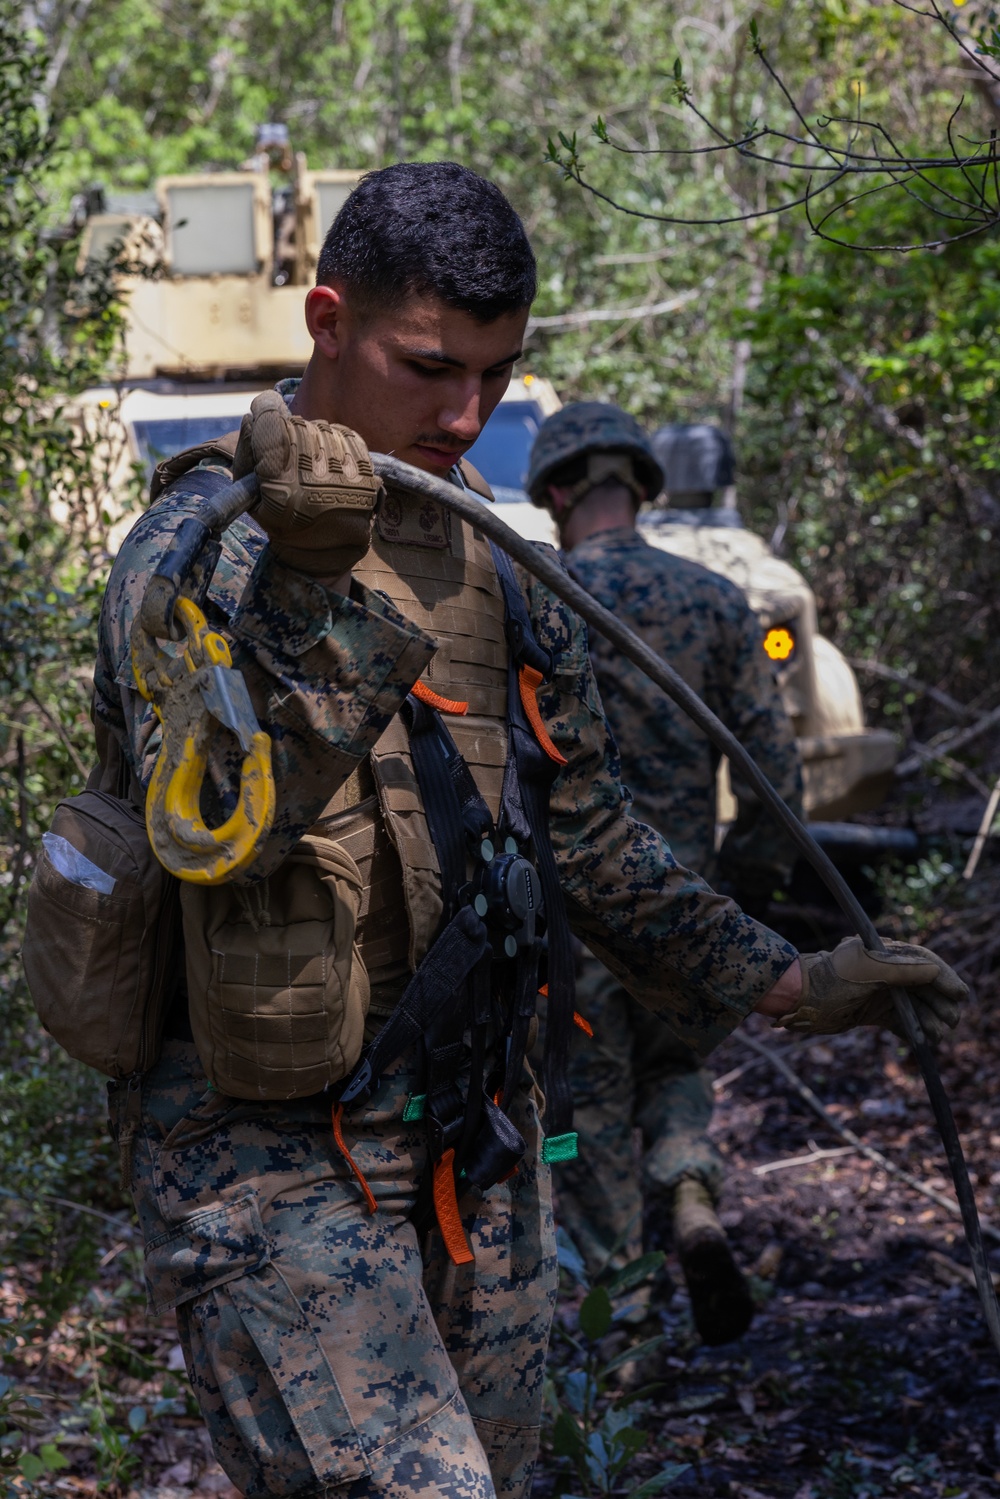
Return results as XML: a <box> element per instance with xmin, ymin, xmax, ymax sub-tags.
<box><xmin>100</xmin><ymin>389</ymin><xmax>795</xmax><ymax>1495</ymax></box>
<box><xmin>528</xmin><ymin>403</ymin><xmax>804</xmax><ymax>1344</ymax></box>
<box><xmin>90</xmin><ymin>167</ymin><xmax>963</xmax><ymax>1498</ymax></box>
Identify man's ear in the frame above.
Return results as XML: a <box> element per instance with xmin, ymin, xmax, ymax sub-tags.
<box><xmin>304</xmin><ymin>284</ymin><xmax>346</xmax><ymax>360</ymax></box>
<box><xmin>546</xmin><ymin>483</ymin><xmax>571</xmax><ymax>519</ymax></box>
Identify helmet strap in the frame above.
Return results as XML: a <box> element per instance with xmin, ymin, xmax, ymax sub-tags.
<box><xmin>549</xmin><ymin>453</ymin><xmax>645</xmax><ymax>518</ymax></box>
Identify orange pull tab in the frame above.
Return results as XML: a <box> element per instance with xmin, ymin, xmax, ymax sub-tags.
<box><xmin>518</xmin><ymin>666</ymin><xmax>567</xmax><ymax>766</ymax></box>
<box><xmin>332</xmin><ymin>1103</ymin><xmax>377</xmax><ymax>1215</ymax></box>
<box><xmin>541</xmin><ymin>984</ymin><xmax>593</xmax><ymax>1035</ymax></box>
<box><xmin>433</xmin><ymin>1149</ymin><xmax>474</xmax><ymax>1265</ymax></box>
<box><xmin>412</xmin><ymin>680</ymin><xmax>469</xmax><ymax>716</ymax></box>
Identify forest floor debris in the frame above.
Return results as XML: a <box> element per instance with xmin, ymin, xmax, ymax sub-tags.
<box><xmin>536</xmin><ymin>971</ymin><xmax>1000</xmax><ymax>1498</ymax></box>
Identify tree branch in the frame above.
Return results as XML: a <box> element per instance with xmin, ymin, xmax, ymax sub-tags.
<box><xmin>897</xmin><ymin>701</ymin><xmax>1000</xmax><ymax>778</ymax></box>
<box><xmin>527</xmin><ymin>287</ymin><xmax>701</xmax><ymax>331</ymax></box>
<box><xmin>848</xmin><ymin>659</ymin><xmax>975</xmax><ymax>723</ymax></box>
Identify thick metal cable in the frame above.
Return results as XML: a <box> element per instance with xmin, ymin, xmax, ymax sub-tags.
<box><xmin>193</xmin><ymin>455</ymin><xmax>1000</xmax><ymax>1355</ymax></box>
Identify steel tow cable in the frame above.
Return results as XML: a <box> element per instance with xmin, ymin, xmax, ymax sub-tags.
<box><xmin>142</xmin><ymin>453</ymin><xmax>1000</xmax><ymax>1356</ymax></box>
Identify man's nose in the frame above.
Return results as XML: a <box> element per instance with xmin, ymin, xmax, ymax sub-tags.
<box><xmin>438</xmin><ymin>381</ymin><xmax>483</xmax><ymax>443</ymax></box>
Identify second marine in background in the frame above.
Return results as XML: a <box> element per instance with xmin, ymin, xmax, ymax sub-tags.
<box><xmin>529</xmin><ymin>404</ymin><xmax>804</xmax><ymax>1345</ymax></box>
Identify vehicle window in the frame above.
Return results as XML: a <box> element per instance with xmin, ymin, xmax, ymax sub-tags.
<box><xmin>130</xmin><ymin>416</ymin><xmax>248</xmax><ymax>479</ymax></box>
<box><xmin>462</xmin><ymin>401</ymin><xmax>543</xmax><ymax>496</ymax></box>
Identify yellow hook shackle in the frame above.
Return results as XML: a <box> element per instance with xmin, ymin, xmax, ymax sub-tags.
<box><xmin>131</xmin><ymin>597</ymin><xmax>275</xmax><ymax>884</ymax></box>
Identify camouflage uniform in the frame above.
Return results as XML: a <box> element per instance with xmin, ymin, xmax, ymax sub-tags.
<box><xmin>97</xmin><ymin>383</ymin><xmax>795</xmax><ymax>1497</ymax></box>
<box><xmin>556</xmin><ymin>527</ymin><xmax>803</xmax><ymax>1276</ymax></box>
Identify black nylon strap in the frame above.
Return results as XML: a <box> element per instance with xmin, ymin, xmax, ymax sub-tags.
<box><xmin>402</xmin><ymin>695</ymin><xmax>467</xmax><ymax>919</ymax></box>
<box><xmin>488</xmin><ymin>542</ymin><xmax>576</xmax><ymax>1140</ymax></box>
<box><xmin>489</xmin><ymin>543</ymin><xmax>552</xmax><ymax>678</ymax></box>
<box><xmin>402</xmin><ymin>695</ymin><xmax>493</xmax><ymax>917</ymax></box>
<box><xmin>337</xmin><ymin>905</ymin><xmax>488</xmax><ymax>1105</ymax></box>
<box><xmin>456</xmin><ymin>961</ymin><xmax>491</xmax><ymax>1169</ymax></box>
<box><xmin>513</xmin><ymin>723</ymin><xmax>576</xmax><ymax>1139</ymax></box>
<box><xmin>346</xmin><ymin>541</ymin><xmax>574</xmax><ymax>1156</ymax></box>
<box><xmin>500</xmin><ymin>940</ymin><xmax>540</xmax><ymax>1115</ymax></box>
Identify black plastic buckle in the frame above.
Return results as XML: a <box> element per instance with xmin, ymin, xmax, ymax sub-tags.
<box><xmin>338</xmin><ymin>1052</ymin><xmax>375</xmax><ymax>1106</ymax></box>
<box><xmin>425</xmin><ymin>1082</ymin><xmax>466</xmax><ymax>1158</ymax></box>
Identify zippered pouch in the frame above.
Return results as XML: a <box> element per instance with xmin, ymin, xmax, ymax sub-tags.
<box><xmin>22</xmin><ymin>790</ymin><xmax>180</xmax><ymax>1077</ymax></box>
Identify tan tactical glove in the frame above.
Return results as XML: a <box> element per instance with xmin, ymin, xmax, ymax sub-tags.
<box><xmin>775</xmin><ymin>935</ymin><xmax>967</xmax><ymax>1043</ymax></box>
<box><xmin>233</xmin><ymin>391</ymin><xmax>381</xmax><ymax>578</ymax></box>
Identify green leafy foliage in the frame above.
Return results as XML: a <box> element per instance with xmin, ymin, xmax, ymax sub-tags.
<box><xmin>0</xmin><ymin>13</ymin><xmax>143</xmax><ymax>1490</ymax></box>
<box><xmin>544</xmin><ymin>1238</ymin><xmax>689</xmax><ymax>1496</ymax></box>
<box><xmin>738</xmin><ymin>202</ymin><xmax>1000</xmax><ymax>733</ymax></box>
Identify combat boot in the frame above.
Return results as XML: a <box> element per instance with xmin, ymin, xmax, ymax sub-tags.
<box><xmin>672</xmin><ymin>1177</ymin><xmax>754</xmax><ymax>1346</ymax></box>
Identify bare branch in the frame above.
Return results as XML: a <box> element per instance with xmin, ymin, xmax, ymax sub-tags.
<box><xmin>897</xmin><ymin>701</ymin><xmax>1000</xmax><ymax>777</ymax></box>
<box><xmin>527</xmin><ymin>287</ymin><xmax>701</xmax><ymax>332</ymax></box>
<box><xmin>848</xmin><ymin>659</ymin><xmax>976</xmax><ymax>723</ymax></box>
<box><xmin>894</xmin><ymin>0</ymin><xmax>1000</xmax><ymax>89</ymax></box>
<box><xmin>550</xmin><ymin>10</ymin><xmax>1000</xmax><ymax>253</ymax></box>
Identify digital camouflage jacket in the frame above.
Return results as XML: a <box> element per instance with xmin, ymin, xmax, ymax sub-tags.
<box><xmin>566</xmin><ymin>526</ymin><xmax>804</xmax><ymax>882</ymax></box>
<box><xmin>93</xmin><ymin>470</ymin><xmax>796</xmax><ymax>1060</ymax></box>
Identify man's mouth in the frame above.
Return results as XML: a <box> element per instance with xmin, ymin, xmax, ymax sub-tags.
<box><xmin>411</xmin><ymin>440</ymin><xmax>468</xmax><ymax>470</ymax></box>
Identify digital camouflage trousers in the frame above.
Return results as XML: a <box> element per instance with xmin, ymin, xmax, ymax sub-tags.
<box><xmin>110</xmin><ymin>1039</ymin><xmax>557</xmax><ymax>1498</ymax></box>
<box><xmin>556</xmin><ymin>955</ymin><xmax>725</xmax><ymax>1277</ymax></box>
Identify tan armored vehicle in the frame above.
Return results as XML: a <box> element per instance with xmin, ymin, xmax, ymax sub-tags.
<box><xmin>80</xmin><ymin>130</ymin><xmax>360</xmax><ymax>380</ymax></box>
<box><xmin>72</xmin><ymin>130</ymin><xmax>365</xmax><ymax>535</ymax></box>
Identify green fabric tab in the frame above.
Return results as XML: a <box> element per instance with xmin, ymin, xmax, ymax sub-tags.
<box><xmin>541</xmin><ymin>1132</ymin><xmax>578</xmax><ymax>1164</ymax></box>
<box><xmin>403</xmin><ymin>1093</ymin><xmax>426</xmax><ymax>1123</ymax></box>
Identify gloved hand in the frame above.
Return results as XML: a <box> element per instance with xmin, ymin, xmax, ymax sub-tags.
<box><xmin>233</xmin><ymin>391</ymin><xmax>381</xmax><ymax>578</ymax></box>
<box><xmin>775</xmin><ymin>935</ymin><xmax>967</xmax><ymax>1043</ymax></box>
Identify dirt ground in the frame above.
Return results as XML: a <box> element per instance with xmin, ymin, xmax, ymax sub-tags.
<box><xmin>534</xmin><ymin>991</ymin><xmax>1000</xmax><ymax>1498</ymax></box>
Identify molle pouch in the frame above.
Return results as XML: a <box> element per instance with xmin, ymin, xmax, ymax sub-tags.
<box><xmin>182</xmin><ymin>835</ymin><xmax>370</xmax><ymax>1100</ymax></box>
<box><xmin>21</xmin><ymin>791</ymin><xmax>181</xmax><ymax>1077</ymax></box>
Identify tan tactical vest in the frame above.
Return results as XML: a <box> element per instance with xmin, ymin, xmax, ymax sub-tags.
<box><xmin>153</xmin><ymin>436</ymin><xmax>509</xmax><ymax>1018</ymax></box>
<box><xmin>311</xmin><ymin>465</ymin><xmax>511</xmax><ymax>1016</ymax></box>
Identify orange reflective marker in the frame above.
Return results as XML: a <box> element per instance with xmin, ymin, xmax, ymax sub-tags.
<box><xmin>763</xmin><ymin>626</ymin><xmax>795</xmax><ymax>663</ymax></box>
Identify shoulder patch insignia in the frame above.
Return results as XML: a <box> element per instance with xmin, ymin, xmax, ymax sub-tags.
<box><xmin>376</xmin><ymin>488</ymin><xmax>451</xmax><ymax>549</ymax></box>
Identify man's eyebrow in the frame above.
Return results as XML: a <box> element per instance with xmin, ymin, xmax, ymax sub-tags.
<box><xmin>403</xmin><ymin>347</ymin><xmax>524</xmax><ymax>370</ymax></box>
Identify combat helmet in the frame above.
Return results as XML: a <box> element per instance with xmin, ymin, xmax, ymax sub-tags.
<box><xmin>650</xmin><ymin>423</ymin><xmax>734</xmax><ymax>502</ymax></box>
<box><xmin>527</xmin><ymin>402</ymin><xmax>664</xmax><ymax>512</ymax></box>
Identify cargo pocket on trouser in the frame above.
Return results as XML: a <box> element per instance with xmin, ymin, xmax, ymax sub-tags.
<box><xmin>145</xmin><ymin>1193</ymin><xmax>371</xmax><ymax>1498</ymax></box>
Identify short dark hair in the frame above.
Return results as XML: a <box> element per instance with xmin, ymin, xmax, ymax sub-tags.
<box><xmin>316</xmin><ymin>161</ymin><xmax>536</xmax><ymax>321</ymax></box>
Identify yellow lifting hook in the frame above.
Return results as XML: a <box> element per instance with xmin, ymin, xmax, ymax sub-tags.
<box><xmin>131</xmin><ymin>595</ymin><xmax>275</xmax><ymax>884</ymax></box>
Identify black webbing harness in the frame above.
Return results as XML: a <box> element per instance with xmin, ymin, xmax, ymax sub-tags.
<box><xmin>337</xmin><ymin>544</ymin><xmax>578</xmax><ymax>1262</ymax></box>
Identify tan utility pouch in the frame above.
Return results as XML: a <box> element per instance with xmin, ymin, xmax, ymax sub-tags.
<box><xmin>181</xmin><ymin>835</ymin><xmax>370</xmax><ymax>1100</ymax></box>
<box><xmin>21</xmin><ymin>791</ymin><xmax>180</xmax><ymax>1078</ymax></box>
